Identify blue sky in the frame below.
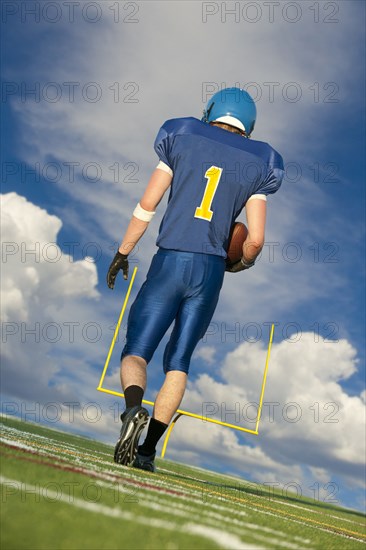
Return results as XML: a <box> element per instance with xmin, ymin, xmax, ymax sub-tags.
<box><xmin>1</xmin><ymin>1</ymin><xmax>365</xmax><ymax>512</ymax></box>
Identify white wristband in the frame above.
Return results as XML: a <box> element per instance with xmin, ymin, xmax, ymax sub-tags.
<box><xmin>133</xmin><ymin>202</ymin><xmax>156</xmax><ymax>222</ymax></box>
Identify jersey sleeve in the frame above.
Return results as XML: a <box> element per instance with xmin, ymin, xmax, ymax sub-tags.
<box><xmin>154</xmin><ymin>123</ymin><xmax>174</xmax><ymax>173</ymax></box>
<box><xmin>256</xmin><ymin>147</ymin><xmax>284</xmax><ymax>196</ymax></box>
<box><xmin>259</xmin><ymin>167</ymin><xmax>284</xmax><ymax>196</ymax></box>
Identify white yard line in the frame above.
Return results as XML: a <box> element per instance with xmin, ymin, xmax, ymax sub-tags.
<box><xmin>0</xmin><ymin>431</ymin><xmax>308</xmax><ymax>550</ymax></box>
<box><xmin>5</xmin><ymin>429</ymin><xmax>362</xmax><ymax>532</ymax></box>
<box><xmin>1</xmin><ymin>437</ymin><xmax>40</xmax><ymax>452</ymax></box>
<box><xmin>95</xmin><ymin>479</ymin><xmax>311</xmax><ymax>549</ymax></box>
<box><xmin>0</xmin><ymin>475</ymin><xmax>261</xmax><ymax>550</ymax></box>
<box><xmin>231</xmin><ymin>498</ymin><xmax>366</xmax><ymax>544</ymax></box>
<box><xmin>2</xmin><ymin>426</ymin><xmax>365</xmax><ymax>544</ymax></box>
<box><xmin>269</xmin><ymin>497</ymin><xmax>366</xmax><ymax>527</ymax></box>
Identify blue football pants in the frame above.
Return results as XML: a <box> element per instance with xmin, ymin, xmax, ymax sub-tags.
<box><xmin>121</xmin><ymin>249</ymin><xmax>226</xmax><ymax>374</ymax></box>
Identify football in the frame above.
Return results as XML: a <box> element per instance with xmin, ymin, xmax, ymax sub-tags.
<box><xmin>227</xmin><ymin>222</ymin><xmax>248</xmax><ymax>263</ymax></box>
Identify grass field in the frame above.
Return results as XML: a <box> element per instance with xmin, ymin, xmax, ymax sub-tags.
<box><xmin>1</xmin><ymin>415</ymin><xmax>365</xmax><ymax>549</ymax></box>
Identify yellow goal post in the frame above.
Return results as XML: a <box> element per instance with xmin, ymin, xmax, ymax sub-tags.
<box><xmin>97</xmin><ymin>266</ymin><xmax>275</xmax><ymax>457</ymax></box>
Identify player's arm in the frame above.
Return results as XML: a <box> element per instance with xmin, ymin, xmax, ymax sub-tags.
<box><xmin>227</xmin><ymin>150</ymin><xmax>283</xmax><ymax>273</ymax></box>
<box><xmin>119</xmin><ymin>168</ymin><xmax>172</xmax><ymax>256</ymax></box>
<box><xmin>243</xmin><ymin>197</ymin><xmax>266</xmax><ymax>263</ymax></box>
<box><xmin>107</xmin><ymin>168</ymin><xmax>172</xmax><ymax>288</ymax></box>
<box><xmin>226</xmin><ymin>197</ymin><xmax>266</xmax><ymax>273</ymax></box>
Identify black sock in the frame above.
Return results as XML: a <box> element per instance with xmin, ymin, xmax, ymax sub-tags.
<box><xmin>124</xmin><ymin>385</ymin><xmax>144</xmax><ymax>409</ymax></box>
<box><xmin>139</xmin><ymin>418</ymin><xmax>168</xmax><ymax>456</ymax></box>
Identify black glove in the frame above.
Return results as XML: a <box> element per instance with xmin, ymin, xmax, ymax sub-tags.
<box><xmin>107</xmin><ymin>251</ymin><xmax>129</xmax><ymax>288</ymax></box>
<box><xmin>225</xmin><ymin>257</ymin><xmax>255</xmax><ymax>273</ymax></box>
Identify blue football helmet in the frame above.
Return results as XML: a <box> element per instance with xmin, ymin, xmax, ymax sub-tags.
<box><xmin>202</xmin><ymin>87</ymin><xmax>257</xmax><ymax>137</ymax></box>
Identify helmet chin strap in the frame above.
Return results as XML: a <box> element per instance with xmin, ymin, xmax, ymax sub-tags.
<box><xmin>202</xmin><ymin>101</ymin><xmax>215</xmax><ymax>123</ymax></box>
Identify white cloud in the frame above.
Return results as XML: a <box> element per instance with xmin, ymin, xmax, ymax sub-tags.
<box><xmin>193</xmin><ymin>345</ymin><xmax>217</xmax><ymax>365</ymax></box>
<box><xmin>0</xmin><ymin>192</ymin><xmax>103</xmax><ymax>402</ymax></box>
<box><xmin>1</xmin><ymin>192</ymin><xmax>99</xmax><ymax>321</ymax></box>
<box><xmin>174</xmin><ymin>333</ymin><xmax>365</xmax><ymax>500</ymax></box>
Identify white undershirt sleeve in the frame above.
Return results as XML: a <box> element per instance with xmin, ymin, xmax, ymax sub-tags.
<box><xmin>247</xmin><ymin>194</ymin><xmax>267</xmax><ymax>203</ymax></box>
<box><xmin>156</xmin><ymin>160</ymin><xmax>173</xmax><ymax>177</ymax></box>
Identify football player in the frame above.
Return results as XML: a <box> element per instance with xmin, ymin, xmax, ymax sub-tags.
<box><xmin>107</xmin><ymin>87</ymin><xmax>284</xmax><ymax>471</ymax></box>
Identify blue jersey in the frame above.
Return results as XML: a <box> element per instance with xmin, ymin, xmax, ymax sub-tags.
<box><xmin>154</xmin><ymin>117</ymin><xmax>284</xmax><ymax>258</ymax></box>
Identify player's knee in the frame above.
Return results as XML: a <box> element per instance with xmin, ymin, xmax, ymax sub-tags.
<box><xmin>122</xmin><ymin>354</ymin><xmax>147</xmax><ymax>369</ymax></box>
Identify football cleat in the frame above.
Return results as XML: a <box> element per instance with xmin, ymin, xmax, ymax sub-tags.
<box><xmin>133</xmin><ymin>447</ymin><xmax>156</xmax><ymax>472</ymax></box>
<box><xmin>202</xmin><ymin>87</ymin><xmax>257</xmax><ymax>137</ymax></box>
<box><xmin>114</xmin><ymin>406</ymin><xmax>149</xmax><ymax>465</ymax></box>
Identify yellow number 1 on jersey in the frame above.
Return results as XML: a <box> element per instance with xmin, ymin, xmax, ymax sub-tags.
<box><xmin>194</xmin><ymin>165</ymin><xmax>223</xmax><ymax>222</ymax></box>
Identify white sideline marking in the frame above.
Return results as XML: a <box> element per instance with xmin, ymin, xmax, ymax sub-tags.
<box><xmin>4</xmin><ymin>427</ymin><xmax>360</xmax><ymax>532</ymax></box>
<box><xmin>186</xmin><ymin>524</ymin><xmax>262</xmax><ymax>550</ymax></box>
<box><xmin>95</xmin><ymin>480</ymin><xmax>311</xmax><ymax>549</ymax></box>
<box><xmin>231</xmin><ymin>499</ymin><xmax>366</xmax><ymax>543</ymax></box>
<box><xmin>0</xmin><ymin>437</ymin><xmax>42</xmax><ymax>453</ymax></box>
<box><xmin>0</xmin><ymin>476</ymin><xmax>261</xmax><ymax>550</ymax></box>
<box><xmin>269</xmin><ymin>497</ymin><xmax>366</xmax><ymax>526</ymax></box>
<box><xmin>158</xmin><ymin>465</ymin><xmax>365</xmax><ymax>529</ymax></box>
<box><xmin>3</xmin><ymin>426</ymin><xmax>365</xmax><ymax>541</ymax></box>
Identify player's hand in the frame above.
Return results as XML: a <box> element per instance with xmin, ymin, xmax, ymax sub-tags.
<box><xmin>225</xmin><ymin>257</ymin><xmax>255</xmax><ymax>273</ymax></box>
<box><xmin>107</xmin><ymin>251</ymin><xmax>129</xmax><ymax>288</ymax></box>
